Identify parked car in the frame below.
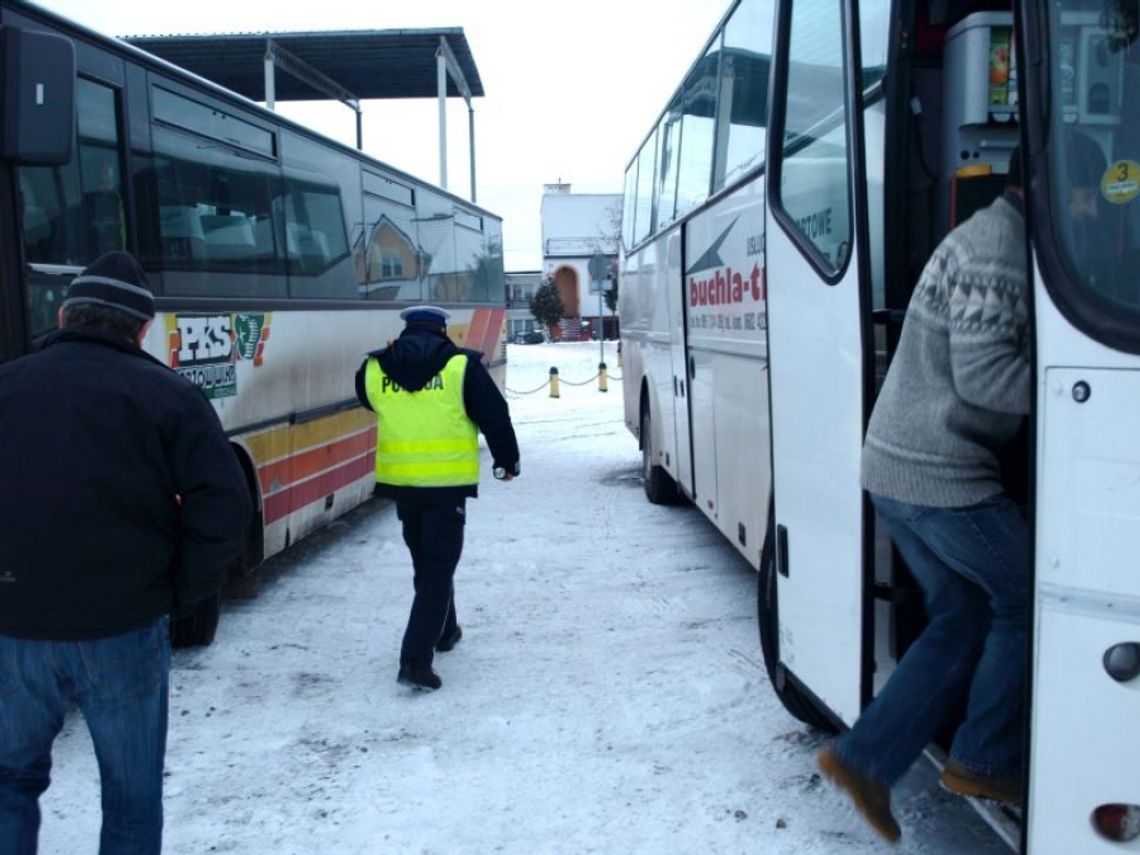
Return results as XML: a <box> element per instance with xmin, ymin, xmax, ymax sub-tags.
<box><xmin>513</xmin><ymin>330</ymin><xmax>545</xmax><ymax>345</ymax></box>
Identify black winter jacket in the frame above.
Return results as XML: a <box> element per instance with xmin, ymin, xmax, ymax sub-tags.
<box><xmin>354</xmin><ymin>325</ymin><xmax>520</xmax><ymax>503</ymax></box>
<box><xmin>0</xmin><ymin>329</ymin><xmax>253</xmax><ymax>639</ymax></box>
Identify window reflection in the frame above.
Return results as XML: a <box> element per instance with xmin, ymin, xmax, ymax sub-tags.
<box><xmin>860</xmin><ymin>0</ymin><xmax>892</xmax><ymax>88</ymax></box>
<box><xmin>622</xmin><ymin>163</ymin><xmax>637</xmax><ymax>249</ymax></box>
<box><xmin>713</xmin><ymin>0</ymin><xmax>775</xmax><ymax>192</ymax></box>
<box><xmin>656</xmin><ymin>99</ymin><xmax>682</xmax><ymax>228</ymax></box>
<box><xmin>676</xmin><ymin>42</ymin><xmax>721</xmax><ymax>218</ymax></box>
<box><xmin>777</xmin><ymin>0</ymin><xmax>852</xmax><ymax>273</ymax></box>
<box><xmin>151</xmin><ymin>125</ymin><xmax>285</xmax><ymax>298</ymax></box>
<box><xmin>633</xmin><ymin>131</ymin><xmax>657</xmax><ymax>245</ymax></box>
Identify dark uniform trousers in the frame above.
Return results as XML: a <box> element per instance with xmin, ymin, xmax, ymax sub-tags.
<box><xmin>398</xmin><ymin>500</ymin><xmax>465</xmax><ymax>668</ymax></box>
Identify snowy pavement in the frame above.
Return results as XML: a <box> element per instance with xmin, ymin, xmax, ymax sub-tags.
<box><xmin>41</xmin><ymin>342</ymin><xmax>1008</xmax><ymax>854</ymax></box>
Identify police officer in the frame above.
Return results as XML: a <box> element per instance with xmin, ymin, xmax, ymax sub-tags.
<box><xmin>0</xmin><ymin>251</ymin><xmax>252</xmax><ymax>853</ymax></box>
<box><xmin>355</xmin><ymin>306</ymin><xmax>519</xmax><ymax>691</ymax></box>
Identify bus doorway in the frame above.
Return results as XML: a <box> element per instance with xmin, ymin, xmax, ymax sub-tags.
<box><xmin>0</xmin><ymin>25</ymin><xmax>75</xmax><ymax>363</ymax></box>
<box><xmin>0</xmin><ymin>165</ymin><xmax>27</xmax><ymax>364</ymax></box>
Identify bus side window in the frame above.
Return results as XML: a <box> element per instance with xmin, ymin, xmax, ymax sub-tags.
<box><xmin>675</xmin><ymin>41</ymin><xmax>720</xmax><ymax>219</ymax></box>
<box><xmin>712</xmin><ymin>0</ymin><xmax>775</xmax><ymax>193</ymax></box>
<box><xmin>75</xmin><ymin>79</ymin><xmax>125</xmax><ymax>257</ymax></box>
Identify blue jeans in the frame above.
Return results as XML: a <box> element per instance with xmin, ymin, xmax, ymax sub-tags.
<box><xmin>831</xmin><ymin>493</ymin><xmax>1028</xmax><ymax>786</ymax></box>
<box><xmin>0</xmin><ymin>618</ymin><xmax>171</xmax><ymax>855</ymax></box>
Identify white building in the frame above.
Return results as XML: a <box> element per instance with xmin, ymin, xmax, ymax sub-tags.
<box><xmin>540</xmin><ymin>184</ymin><xmax>621</xmax><ymax>340</ymax></box>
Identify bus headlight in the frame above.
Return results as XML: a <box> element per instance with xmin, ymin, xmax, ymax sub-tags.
<box><xmin>1103</xmin><ymin>642</ymin><xmax>1140</xmax><ymax>683</ymax></box>
<box><xmin>1092</xmin><ymin>804</ymin><xmax>1140</xmax><ymax>843</ymax></box>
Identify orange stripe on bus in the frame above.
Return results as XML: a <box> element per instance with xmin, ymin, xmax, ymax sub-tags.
<box><xmin>244</xmin><ymin>408</ymin><xmax>375</xmax><ymax>466</ymax></box>
<box><xmin>477</xmin><ymin>308</ymin><xmax>505</xmax><ymax>361</ymax></box>
<box><xmin>464</xmin><ymin>307</ymin><xmax>490</xmax><ymax>354</ymax></box>
<box><xmin>258</xmin><ymin>427</ymin><xmax>376</xmax><ymax>494</ymax></box>
<box><xmin>263</xmin><ymin>453</ymin><xmax>374</xmax><ymax>526</ymax></box>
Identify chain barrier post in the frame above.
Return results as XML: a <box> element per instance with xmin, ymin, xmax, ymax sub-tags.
<box><xmin>598</xmin><ymin>362</ymin><xmax>608</xmax><ymax>393</ymax></box>
<box><xmin>549</xmin><ymin>366</ymin><xmax>560</xmax><ymax>398</ymax></box>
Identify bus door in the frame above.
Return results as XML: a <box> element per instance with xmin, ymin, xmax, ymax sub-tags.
<box><xmin>0</xmin><ymin>162</ymin><xmax>25</xmax><ymax>363</ymax></box>
<box><xmin>665</xmin><ymin>229</ymin><xmax>695</xmax><ymax>496</ymax></box>
<box><xmin>1021</xmin><ymin>5</ymin><xmax>1140</xmax><ymax>851</ymax></box>
<box><xmin>763</xmin><ymin>0</ymin><xmax>872</xmax><ymax>726</ymax></box>
<box><xmin>0</xmin><ymin>19</ymin><xmax>76</xmax><ymax>362</ymax></box>
<box><xmin>3</xmin><ymin>9</ymin><xmax>128</xmax><ymax>355</ymax></box>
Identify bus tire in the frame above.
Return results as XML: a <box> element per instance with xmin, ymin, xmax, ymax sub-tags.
<box><xmin>170</xmin><ymin>591</ymin><xmax>221</xmax><ymax>647</ymax></box>
<box><xmin>641</xmin><ymin>406</ymin><xmax>678</xmax><ymax>505</ymax></box>
<box><xmin>758</xmin><ymin>520</ymin><xmax>836</xmax><ymax>732</ymax></box>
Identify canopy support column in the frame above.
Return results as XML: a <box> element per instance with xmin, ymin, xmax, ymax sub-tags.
<box><xmin>437</xmin><ymin>47</ymin><xmax>448</xmax><ymax>190</ymax></box>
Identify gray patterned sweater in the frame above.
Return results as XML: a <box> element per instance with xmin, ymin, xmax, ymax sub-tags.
<box><xmin>862</xmin><ymin>193</ymin><xmax>1029</xmax><ymax>508</ymax></box>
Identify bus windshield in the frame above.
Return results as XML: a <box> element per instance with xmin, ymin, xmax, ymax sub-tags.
<box><xmin>1045</xmin><ymin>1</ymin><xmax>1140</xmax><ymax>310</ymax></box>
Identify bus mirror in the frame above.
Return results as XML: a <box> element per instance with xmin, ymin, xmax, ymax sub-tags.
<box><xmin>1</xmin><ymin>26</ymin><xmax>75</xmax><ymax>166</ymax></box>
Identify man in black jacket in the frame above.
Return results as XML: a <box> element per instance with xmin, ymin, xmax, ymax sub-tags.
<box><xmin>356</xmin><ymin>306</ymin><xmax>519</xmax><ymax>691</ymax></box>
<box><xmin>0</xmin><ymin>252</ymin><xmax>252</xmax><ymax>854</ymax></box>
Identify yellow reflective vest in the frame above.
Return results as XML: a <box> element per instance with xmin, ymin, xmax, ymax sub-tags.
<box><xmin>363</xmin><ymin>353</ymin><xmax>479</xmax><ymax>487</ymax></box>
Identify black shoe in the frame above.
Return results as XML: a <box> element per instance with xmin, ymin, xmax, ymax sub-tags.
<box><xmin>435</xmin><ymin>625</ymin><xmax>463</xmax><ymax>652</ymax></box>
<box><xmin>397</xmin><ymin>663</ymin><xmax>441</xmax><ymax>691</ymax></box>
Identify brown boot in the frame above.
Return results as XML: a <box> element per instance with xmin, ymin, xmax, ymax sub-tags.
<box><xmin>817</xmin><ymin>746</ymin><xmax>901</xmax><ymax>844</ymax></box>
<box><xmin>941</xmin><ymin>759</ymin><xmax>1022</xmax><ymax>806</ymax></box>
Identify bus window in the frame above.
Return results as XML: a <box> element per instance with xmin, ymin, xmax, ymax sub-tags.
<box><xmin>774</xmin><ymin>0</ymin><xmax>852</xmax><ymax>275</ymax></box>
<box><xmin>281</xmin><ymin>130</ymin><xmax>358</xmax><ymax>299</ymax></box>
<box><xmin>655</xmin><ymin>97</ymin><xmax>682</xmax><ymax>229</ymax></box>
<box><xmin>632</xmin><ymin>130</ymin><xmax>657</xmax><ymax>245</ymax></box>
<box><xmin>416</xmin><ymin>211</ymin><xmax>455</xmax><ymax>300</ymax></box>
<box><xmin>464</xmin><ymin>233</ymin><xmax>504</xmax><ymax>304</ymax></box>
<box><xmin>1044</xmin><ymin>3</ymin><xmax>1140</xmax><ymax>313</ymax></box>
<box><xmin>675</xmin><ymin>39</ymin><xmax>721</xmax><ymax>218</ymax></box>
<box><xmin>712</xmin><ymin>0</ymin><xmax>774</xmax><ymax>192</ymax></box>
<box><xmin>621</xmin><ymin>161</ymin><xmax>637</xmax><ymax>250</ymax></box>
<box><xmin>859</xmin><ymin>0</ymin><xmax>891</xmax><ymax>90</ymax></box>
<box><xmin>453</xmin><ymin>209</ymin><xmax>498</xmax><ymax>303</ymax></box>
<box><xmin>283</xmin><ymin>182</ymin><xmax>352</xmax><ymax>286</ymax></box>
<box><xmin>19</xmin><ymin>78</ymin><xmax>125</xmax><ymax>340</ymax></box>
<box><xmin>152</xmin><ymin>86</ymin><xmax>275</xmax><ymax>159</ymax></box>
<box><xmin>151</xmin><ymin>125</ymin><xmax>286</xmax><ymax>298</ymax></box>
<box><xmin>361</xmin><ymin>174</ymin><xmax>424</xmax><ymax>302</ymax></box>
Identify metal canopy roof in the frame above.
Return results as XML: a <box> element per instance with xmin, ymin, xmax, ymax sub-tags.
<box><xmin>124</xmin><ymin>28</ymin><xmax>484</xmax><ymax>103</ymax></box>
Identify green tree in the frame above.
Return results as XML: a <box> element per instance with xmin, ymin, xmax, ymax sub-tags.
<box><xmin>529</xmin><ymin>275</ymin><xmax>564</xmax><ymax>335</ymax></box>
<box><xmin>467</xmin><ymin>240</ymin><xmax>504</xmax><ymax>302</ymax></box>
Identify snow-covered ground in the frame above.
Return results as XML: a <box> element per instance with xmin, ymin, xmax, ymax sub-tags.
<box><xmin>41</xmin><ymin>342</ymin><xmax>1009</xmax><ymax>854</ymax></box>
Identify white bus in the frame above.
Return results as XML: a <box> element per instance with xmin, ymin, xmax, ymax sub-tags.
<box><xmin>620</xmin><ymin>0</ymin><xmax>1139</xmax><ymax>850</ymax></box>
<box><xmin>0</xmin><ymin>1</ymin><xmax>508</xmax><ymax>645</ymax></box>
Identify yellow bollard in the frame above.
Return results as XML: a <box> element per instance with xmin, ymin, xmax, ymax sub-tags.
<box><xmin>598</xmin><ymin>362</ymin><xmax>608</xmax><ymax>393</ymax></box>
<box><xmin>549</xmin><ymin>366</ymin><xmax>560</xmax><ymax>398</ymax></box>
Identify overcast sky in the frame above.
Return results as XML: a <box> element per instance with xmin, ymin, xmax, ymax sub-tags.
<box><xmin>36</xmin><ymin>0</ymin><xmax>730</xmax><ymax>271</ymax></box>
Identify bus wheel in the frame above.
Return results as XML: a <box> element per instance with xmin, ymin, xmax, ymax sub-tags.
<box><xmin>641</xmin><ymin>406</ymin><xmax>678</xmax><ymax>505</ymax></box>
<box><xmin>758</xmin><ymin>521</ymin><xmax>836</xmax><ymax>731</ymax></box>
<box><xmin>170</xmin><ymin>591</ymin><xmax>221</xmax><ymax>647</ymax></box>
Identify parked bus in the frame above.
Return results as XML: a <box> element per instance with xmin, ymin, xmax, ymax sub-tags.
<box><xmin>619</xmin><ymin>0</ymin><xmax>1139</xmax><ymax>850</ymax></box>
<box><xmin>0</xmin><ymin>1</ymin><xmax>507</xmax><ymax>645</ymax></box>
